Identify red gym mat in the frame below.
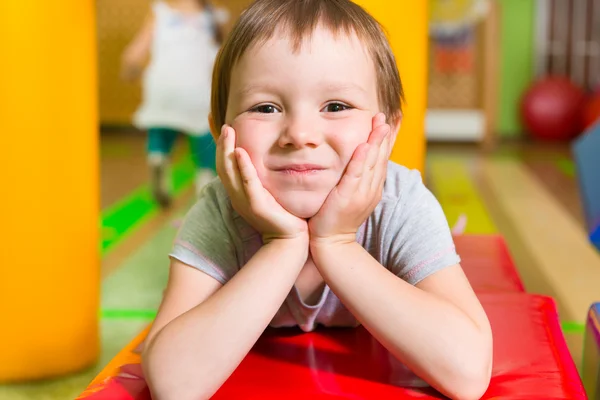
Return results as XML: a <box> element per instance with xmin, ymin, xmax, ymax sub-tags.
<box><xmin>77</xmin><ymin>292</ymin><xmax>585</xmax><ymax>399</ymax></box>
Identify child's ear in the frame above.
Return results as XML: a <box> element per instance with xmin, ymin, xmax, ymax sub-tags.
<box><xmin>391</xmin><ymin>112</ymin><xmax>403</xmax><ymax>135</ymax></box>
<box><xmin>208</xmin><ymin>113</ymin><xmax>219</xmax><ymax>142</ymax></box>
<box><xmin>388</xmin><ymin>113</ymin><xmax>403</xmax><ymax>154</ymax></box>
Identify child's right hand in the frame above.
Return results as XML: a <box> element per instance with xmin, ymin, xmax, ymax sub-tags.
<box><xmin>216</xmin><ymin>125</ymin><xmax>309</xmax><ymax>243</ymax></box>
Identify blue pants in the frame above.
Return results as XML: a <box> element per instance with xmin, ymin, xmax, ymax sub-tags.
<box><xmin>147</xmin><ymin>127</ymin><xmax>216</xmax><ymax>171</ymax></box>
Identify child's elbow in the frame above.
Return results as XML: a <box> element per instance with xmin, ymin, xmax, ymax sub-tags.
<box><xmin>144</xmin><ymin>362</ymin><xmax>213</xmax><ymax>400</ymax></box>
<box><xmin>142</xmin><ymin>343</ymin><xmax>216</xmax><ymax>400</ymax></box>
<box><xmin>445</xmin><ymin>357</ymin><xmax>492</xmax><ymax>400</ymax></box>
<box><xmin>447</xmin><ymin>374</ymin><xmax>491</xmax><ymax>400</ymax></box>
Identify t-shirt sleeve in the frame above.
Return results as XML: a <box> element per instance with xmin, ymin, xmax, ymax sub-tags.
<box><xmin>169</xmin><ymin>185</ymin><xmax>239</xmax><ymax>285</ymax></box>
<box><xmin>383</xmin><ymin>170</ymin><xmax>461</xmax><ymax>285</ymax></box>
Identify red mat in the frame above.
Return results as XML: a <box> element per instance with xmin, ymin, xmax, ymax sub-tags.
<box><xmin>78</xmin><ymin>292</ymin><xmax>585</xmax><ymax>399</ymax></box>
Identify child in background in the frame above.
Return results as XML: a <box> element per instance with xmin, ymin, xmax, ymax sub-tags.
<box><xmin>142</xmin><ymin>1</ymin><xmax>493</xmax><ymax>399</ymax></box>
<box><xmin>121</xmin><ymin>0</ymin><xmax>229</xmax><ymax>207</ymax></box>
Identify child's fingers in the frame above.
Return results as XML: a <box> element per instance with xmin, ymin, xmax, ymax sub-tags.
<box><xmin>364</xmin><ymin>123</ymin><xmax>389</xmax><ymax>167</ymax></box>
<box><xmin>336</xmin><ymin>143</ymin><xmax>369</xmax><ymax>200</ymax></box>
<box><xmin>372</xmin><ymin>113</ymin><xmax>386</xmax><ymax>132</ymax></box>
<box><xmin>220</xmin><ymin>126</ymin><xmax>244</xmax><ymax>194</ymax></box>
<box><xmin>234</xmin><ymin>147</ymin><xmax>265</xmax><ymax>206</ymax></box>
<box><xmin>367</xmin><ymin>121</ymin><xmax>389</xmax><ymax>146</ymax></box>
<box><xmin>371</xmin><ymin>130</ymin><xmax>390</xmax><ymax>193</ymax></box>
<box><xmin>360</xmin><ymin>124</ymin><xmax>389</xmax><ymax>193</ymax></box>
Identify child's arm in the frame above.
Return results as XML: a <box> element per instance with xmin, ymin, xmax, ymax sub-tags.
<box><xmin>143</xmin><ymin>125</ymin><xmax>310</xmax><ymax>400</ymax></box>
<box><xmin>308</xmin><ymin>114</ymin><xmax>492</xmax><ymax>400</ymax></box>
<box><xmin>143</xmin><ymin>237</ymin><xmax>307</xmax><ymax>400</ymax></box>
<box><xmin>310</xmin><ymin>246</ymin><xmax>491</xmax><ymax>400</ymax></box>
<box><xmin>120</xmin><ymin>12</ymin><xmax>154</xmax><ymax>82</ymax></box>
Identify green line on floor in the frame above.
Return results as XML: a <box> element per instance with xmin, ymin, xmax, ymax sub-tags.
<box><xmin>101</xmin><ymin>309</ymin><xmax>158</xmax><ymax>320</ymax></box>
<box><xmin>100</xmin><ymin>156</ymin><xmax>197</xmax><ymax>255</ymax></box>
<box><xmin>555</xmin><ymin>157</ymin><xmax>575</xmax><ymax>178</ymax></box>
<box><xmin>561</xmin><ymin>321</ymin><xmax>585</xmax><ymax>334</ymax></box>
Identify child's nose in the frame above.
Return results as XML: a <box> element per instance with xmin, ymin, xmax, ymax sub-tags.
<box><xmin>278</xmin><ymin>117</ymin><xmax>323</xmax><ymax>149</ymax></box>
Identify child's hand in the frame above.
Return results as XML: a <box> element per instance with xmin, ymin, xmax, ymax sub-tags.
<box><xmin>217</xmin><ymin>125</ymin><xmax>309</xmax><ymax>243</ymax></box>
<box><xmin>308</xmin><ymin>113</ymin><xmax>391</xmax><ymax>246</ymax></box>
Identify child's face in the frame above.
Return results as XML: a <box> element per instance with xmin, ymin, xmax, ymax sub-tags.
<box><xmin>226</xmin><ymin>26</ymin><xmax>382</xmax><ymax>218</ymax></box>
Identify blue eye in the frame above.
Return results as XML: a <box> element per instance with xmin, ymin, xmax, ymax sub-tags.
<box><xmin>323</xmin><ymin>103</ymin><xmax>351</xmax><ymax>112</ymax></box>
<box><xmin>250</xmin><ymin>104</ymin><xmax>280</xmax><ymax>114</ymax></box>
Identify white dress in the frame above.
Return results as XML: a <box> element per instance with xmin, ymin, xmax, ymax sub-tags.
<box><xmin>133</xmin><ymin>1</ymin><xmax>227</xmax><ymax>135</ymax></box>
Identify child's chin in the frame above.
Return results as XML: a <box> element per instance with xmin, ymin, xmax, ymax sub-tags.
<box><xmin>289</xmin><ymin>207</ymin><xmax>320</xmax><ymax>219</ymax></box>
<box><xmin>278</xmin><ymin>195</ymin><xmax>325</xmax><ymax>219</ymax></box>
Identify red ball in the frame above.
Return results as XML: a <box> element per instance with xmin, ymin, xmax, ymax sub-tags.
<box><xmin>583</xmin><ymin>94</ymin><xmax>600</xmax><ymax>130</ymax></box>
<box><xmin>520</xmin><ymin>77</ymin><xmax>585</xmax><ymax>140</ymax></box>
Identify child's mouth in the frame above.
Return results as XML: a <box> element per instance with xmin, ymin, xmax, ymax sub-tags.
<box><xmin>280</xmin><ymin>169</ymin><xmax>323</xmax><ymax>176</ymax></box>
<box><xmin>275</xmin><ymin>164</ymin><xmax>326</xmax><ymax>176</ymax></box>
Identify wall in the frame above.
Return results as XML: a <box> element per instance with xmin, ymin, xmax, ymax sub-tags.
<box><xmin>96</xmin><ymin>0</ymin><xmax>251</xmax><ymax>125</ymax></box>
<box><xmin>97</xmin><ymin>0</ymin><xmax>147</xmax><ymax>125</ymax></box>
<box><xmin>498</xmin><ymin>0</ymin><xmax>536</xmax><ymax>137</ymax></box>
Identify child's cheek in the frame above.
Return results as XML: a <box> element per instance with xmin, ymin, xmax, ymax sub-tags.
<box><xmin>231</xmin><ymin>118</ymin><xmax>276</xmax><ymax>177</ymax></box>
<box><xmin>232</xmin><ymin>118</ymin><xmax>266</xmax><ymax>151</ymax></box>
<box><xmin>325</xmin><ymin>115</ymin><xmax>372</xmax><ymax>160</ymax></box>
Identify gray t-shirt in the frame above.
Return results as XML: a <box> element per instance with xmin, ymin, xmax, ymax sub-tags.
<box><xmin>170</xmin><ymin>161</ymin><xmax>460</xmax><ymax>332</ymax></box>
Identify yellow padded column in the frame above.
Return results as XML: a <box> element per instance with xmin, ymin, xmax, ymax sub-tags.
<box><xmin>354</xmin><ymin>0</ymin><xmax>429</xmax><ymax>174</ymax></box>
<box><xmin>0</xmin><ymin>0</ymin><xmax>100</xmax><ymax>381</ymax></box>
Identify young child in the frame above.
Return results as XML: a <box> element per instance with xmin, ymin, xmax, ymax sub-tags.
<box><xmin>142</xmin><ymin>0</ymin><xmax>493</xmax><ymax>399</ymax></box>
<box><xmin>121</xmin><ymin>0</ymin><xmax>229</xmax><ymax>206</ymax></box>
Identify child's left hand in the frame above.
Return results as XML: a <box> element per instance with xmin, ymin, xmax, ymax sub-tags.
<box><xmin>308</xmin><ymin>113</ymin><xmax>391</xmax><ymax>246</ymax></box>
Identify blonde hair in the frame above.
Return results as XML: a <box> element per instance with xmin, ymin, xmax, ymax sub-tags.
<box><xmin>210</xmin><ymin>0</ymin><xmax>404</xmax><ymax>131</ymax></box>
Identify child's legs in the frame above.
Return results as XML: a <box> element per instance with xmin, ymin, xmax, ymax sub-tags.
<box><xmin>147</xmin><ymin>127</ymin><xmax>180</xmax><ymax>207</ymax></box>
<box><xmin>188</xmin><ymin>133</ymin><xmax>216</xmax><ymax>172</ymax></box>
<box><xmin>147</xmin><ymin>127</ymin><xmax>179</xmax><ymax>162</ymax></box>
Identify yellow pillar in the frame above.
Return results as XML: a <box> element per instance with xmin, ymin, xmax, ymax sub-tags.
<box><xmin>0</xmin><ymin>0</ymin><xmax>99</xmax><ymax>381</ymax></box>
<box><xmin>354</xmin><ymin>0</ymin><xmax>429</xmax><ymax>174</ymax></box>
